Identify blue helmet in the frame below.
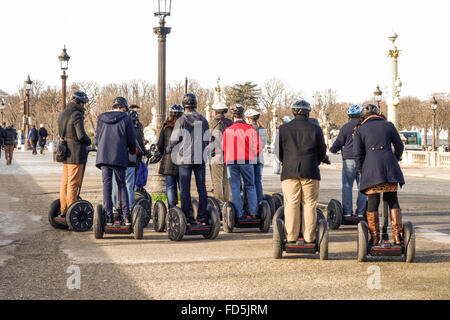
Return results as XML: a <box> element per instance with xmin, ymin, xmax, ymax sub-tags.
<box><xmin>282</xmin><ymin>116</ymin><xmax>293</xmax><ymax>123</ymax></box>
<box><xmin>347</xmin><ymin>104</ymin><xmax>362</xmax><ymax>116</ymax></box>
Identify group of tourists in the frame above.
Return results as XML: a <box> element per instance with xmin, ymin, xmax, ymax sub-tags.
<box><xmin>27</xmin><ymin>124</ymin><xmax>48</xmax><ymax>155</ymax></box>
<box><xmin>55</xmin><ymin>89</ymin><xmax>406</xmax><ymax>246</ymax></box>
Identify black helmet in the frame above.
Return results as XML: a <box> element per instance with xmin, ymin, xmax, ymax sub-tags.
<box><xmin>127</xmin><ymin>109</ymin><xmax>138</xmax><ymax>122</ymax></box>
<box><xmin>169</xmin><ymin>104</ymin><xmax>184</xmax><ymax>113</ymax></box>
<box><xmin>360</xmin><ymin>103</ymin><xmax>380</xmax><ymax>118</ymax></box>
<box><xmin>71</xmin><ymin>91</ymin><xmax>89</xmax><ymax>104</ymax></box>
<box><xmin>291</xmin><ymin>100</ymin><xmax>311</xmax><ymax>116</ymax></box>
<box><xmin>229</xmin><ymin>104</ymin><xmax>245</xmax><ymax>116</ymax></box>
<box><xmin>112</xmin><ymin>97</ymin><xmax>129</xmax><ymax>110</ymax></box>
<box><xmin>182</xmin><ymin>93</ymin><xmax>197</xmax><ymax>109</ymax></box>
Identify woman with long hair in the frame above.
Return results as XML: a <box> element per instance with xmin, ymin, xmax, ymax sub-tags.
<box><xmin>353</xmin><ymin>104</ymin><xmax>405</xmax><ymax>245</ymax></box>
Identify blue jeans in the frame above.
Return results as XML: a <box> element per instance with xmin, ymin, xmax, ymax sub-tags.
<box><xmin>112</xmin><ymin>167</ymin><xmax>135</xmax><ymax>210</ymax></box>
<box><xmin>342</xmin><ymin>159</ymin><xmax>367</xmax><ymax>215</ymax></box>
<box><xmin>179</xmin><ymin>164</ymin><xmax>207</xmax><ymax>220</ymax></box>
<box><xmin>102</xmin><ymin>166</ymin><xmax>129</xmax><ymax>221</ymax></box>
<box><xmin>254</xmin><ymin>163</ymin><xmax>264</xmax><ymax>204</ymax></box>
<box><xmin>165</xmin><ymin>175</ymin><xmax>180</xmax><ymax>209</ymax></box>
<box><xmin>227</xmin><ymin>164</ymin><xmax>258</xmax><ymax>217</ymax></box>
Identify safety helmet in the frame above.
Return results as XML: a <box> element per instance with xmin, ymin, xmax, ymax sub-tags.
<box><xmin>212</xmin><ymin>102</ymin><xmax>228</xmax><ymax>113</ymax></box>
<box><xmin>182</xmin><ymin>93</ymin><xmax>197</xmax><ymax>109</ymax></box>
<box><xmin>229</xmin><ymin>104</ymin><xmax>245</xmax><ymax>116</ymax></box>
<box><xmin>169</xmin><ymin>104</ymin><xmax>184</xmax><ymax>115</ymax></box>
<box><xmin>347</xmin><ymin>104</ymin><xmax>362</xmax><ymax>116</ymax></box>
<box><xmin>244</xmin><ymin>109</ymin><xmax>260</xmax><ymax>121</ymax></box>
<box><xmin>71</xmin><ymin>91</ymin><xmax>89</xmax><ymax>104</ymax></box>
<box><xmin>291</xmin><ymin>100</ymin><xmax>311</xmax><ymax>116</ymax></box>
<box><xmin>127</xmin><ymin>109</ymin><xmax>138</xmax><ymax>122</ymax></box>
<box><xmin>112</xmin><ymin>97</ymin><xmax>129</xmax><ymax>110</ymax></box>
<box><xmin>281</xmin><ymin>116</ymin><xmax>293</xmax><ymax>123</ymax></box>
<box><xmin>360</xmin><ymin>103</ymin><xmax>380</xmax><ymax>118</ymax></box>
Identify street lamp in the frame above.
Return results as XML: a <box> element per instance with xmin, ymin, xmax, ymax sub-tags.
<box><xmin>58</xmin><ymin>45</ymin><xmax>70</xmax><ymax>110</ymax></box>
<box><xmin>374</xmin><ymin>85</ymin><xmax>383</xmax><ymax>107</ymax></box>
<box><xmin>24</xmin><ymin>75</ymin><xmax>33</xmax><ymax>149</ymax></box>
<box><xmin>153</xmin><ymin>0</ymin><xmax>172</xmax><ymax>133</ymax></box>
<box><xmin>431</xmin><ymin>96</ymin><xmax>438</xmax><ymax>151</ymax></box>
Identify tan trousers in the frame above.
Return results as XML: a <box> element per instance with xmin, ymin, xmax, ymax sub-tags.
<box><xmin>60</xmin><ymin>163</ymin><xmax>84</xmax><ymax>213</ymax></box>
<box><xmin>282</xmin><ymin>177</ymin><xmax>320</xmax><ymax>242</ymax></box>
<box><xmin>211</xmin><ymin>163</ymin><xmax>231</xmax><ymax>202</ymax></box>
<box><xmin>4</xmin><ymin>145</ymin><xmax>14</xmax><ymax>165</ymax></box>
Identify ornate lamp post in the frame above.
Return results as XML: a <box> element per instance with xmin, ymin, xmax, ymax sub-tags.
<box><xmin>431</xmin><ymin>96</ymin><xmax>438</xmax><ymax>151</ymax></box>
<box><xmin>24</xmin><ymin>75</ymin><xmax>33</xmax><ymax>148</ymax></box>
<box><xmin>374</xmin><ymin>85</ymin><xmax>383</xmax><ymax>108</ymax></box>
<box><xmin>153</xmin><ymin>0</ymin><xmax>172</xmax><ymax>133</ymax></box>
<box><xmin>58</xmin><ymin>46</ymin><xmax>71</xmax><ymax>111</ymax></box>
<box><xmin>387</xmin><ymin>31</ymin><xmax>402</xmax><ymax>128</ymax></box>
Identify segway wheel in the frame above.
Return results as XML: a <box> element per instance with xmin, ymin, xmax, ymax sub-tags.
<box><xmin>94</xmin><ymin>204</ymin><xmax>104</xmax><ymax>239</ymax></box>
<box><xmin>203</xmin><ymin>206</ymin><xmax>220</xmax><ymax>240</ymax></box>
<box><xmin>153</xmin><ymin>200</ymin><xmax>167</xmax><ymax>232</ymax></box>
<box><xmin>222</xmin><ymin>202</ymin><xmax>236</xmax><ymax>233</ymax></box>
<box><xmin>272</xmin><ymin>193</ymin><xmax>283</xmax><ymax>212</ymax></box>
<box><xmin>167</xmin><ymin>207</ymin><xmax>186</xmax><ymax>241</ymax></box>
<box><xmin>48</xmin><ymin>199</ymin><xmax>68</xmax><ymax>230</ymax></box>
<box><xmin>273</xmin><ymin>216</ymin><xmax>285</xmax><ymax>259</ymax></box>
<box><xmin>259</xmin><ymin>200</ymin><xmax>271</xmax><ymax>233</ymax></box>
<box><xmin>273</xmin><ymin>205</ymin><xmax>285</xmax><ymax>223</ymax></box>
<box><xmin>316</xmin><ymin>208</ymin><xmax>326</xmax><ymax>225</ymax></box>
<box><xmin>263</xmin><ymin>194</ymin><xmax>276</xmax><ymax>219</ymax></box>
<box><xmin>133</xmin><ymin>207</ymin><xmax>144</xmax><ymax>240</ymax></box>
<box><xmin>134</xmin><ymin>197</ymin><xmax>151</xmax><ymax>228</ymax></box>
<box><xmin>357</xmin><ymin>221</ymin><xmax>369</xmax><ymax>262</ymax></box>
<box><xmin>327</xmin><ymin>199</ymin><xmax>343</xmax><ymax>230</ymax></box>
<box><xmin>66</xmin><ymin>200</ymin><xmax>94</xmax><ymax>232</ymax></box>
<box><xmin>318</xmin><ymin>219</ymin><xmax>329</xmax><ymax>260</ymax></box>
<box><xmin>403</xmin><ymin>222</ymin><xmax>415</xmax><ymax>263</ymax></box>
<box><xmin>207</xmin><ymin>196</ymin><xmax>222</xmax><ymax>220</ymax></box>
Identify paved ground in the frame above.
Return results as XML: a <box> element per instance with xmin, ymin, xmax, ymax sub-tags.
<box><xmin>0</xmin><ymin>151</ymin><xmax>449</xmax><ymax>299</ymax></box>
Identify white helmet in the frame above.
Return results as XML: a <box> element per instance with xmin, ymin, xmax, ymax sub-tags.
<box><xmin>244</xmin><ymin>109</ymin><xmax>260</xmax><ymax>118</ymax></box>
<box><xmin>212</xmin><ymin>101</ymin><xmax>228</xmax><ymax>112</ymax></box>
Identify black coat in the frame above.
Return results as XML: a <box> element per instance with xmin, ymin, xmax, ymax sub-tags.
<box><xmin>157</xmin><ymin>121</ymin><xmax>178</xmax><ymax>176</ymax></box>
<box><xmin>58</xmin><ymin>102</ymin><xmax>92</xmax><ymax>164</ymax></box>
<box><xmin>278</xmin><ymin>116</ymin><xmax>327</xmax><ymax>181</ymax></box>
<box><xmin>0</xmin><ymin>127</ymin><xmax>5</xmax><ymax>146</ymax></box>
<box><xmin>38</xmin><ymin>127</ymin><xmax>48</xmax><ymax>145</ymax></box>
<box><xmin>353</xmin><ymin>116</ymin><xmax>405</xmax><ymax>192</ymax></box>
<box><xmin>29</xmin><ymin>128</ymin><xmax>39</xmax><ymax>141</ymax></box>
<box><xmin>330</xmin><ymin>118</ymin><xmax>359</xmax><ymax>160</ymax></box>
<box><xmin>3</xmin><ymin>127</ymin><xmax>16</xmax><ymax>145</ymax></box>
<box><xmin>95</xmin><ymin>111</ymin><xmax>137</xmax><ymax>169</ymax></box>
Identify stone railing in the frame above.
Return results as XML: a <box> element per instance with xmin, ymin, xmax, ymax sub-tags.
<box><xmin>401</xmin><ymin>151</ymin><xmax>450</xmax><ymax>168</ymax></box>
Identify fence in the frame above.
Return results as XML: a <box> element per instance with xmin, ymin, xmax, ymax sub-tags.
<box><xmin>402</xmin><ymin>151</ymin><xmax>450</xmax><ymax>168</ymax></box>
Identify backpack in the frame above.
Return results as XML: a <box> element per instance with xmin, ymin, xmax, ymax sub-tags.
<box><xmin>135</xmin><ymin>161</ymin><xmax>148</xmax><ymax>188</ymax></box>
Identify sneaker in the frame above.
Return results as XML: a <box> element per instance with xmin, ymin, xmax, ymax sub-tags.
<box><xmin>343</xmin><ymin>212</ymin><xmax>352</xmax><ymax>218</ymax></box>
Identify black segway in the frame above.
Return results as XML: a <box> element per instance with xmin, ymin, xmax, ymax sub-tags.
<box><xmin>272</xmin><ymin>193</ymin><xmax>284</xmax><ymax>213</ymax></box>
<box><xmin>48</xmin><ymin>150</ymin><xmax>96</xmax><ymax>232</ymax></box>
<box><xmin>357</xmin><ymin>197</ymin><xmax>415</xmax><ymax>263</ymax></box>
<box><xmin>222</xmin><ymin>189</ymin><xmax>271</xmax><ymax>233</ymax></box>
<box><xmin>327</xmin><ymin>199</ymin><xmax>366</xmax><ymax>230</ymax></box>
<box><xmin>272</xmin><ymin>206</ymin><xmax>329</xmax><ymax>260</ymax></box>
<box><xmin>167</xmin><ymin>199</ymin><xmax>221</xmax><ymax>241</ymax></box>
<box><xmin>134</xmin><ymin>157</ymin><xmax>152</xmax><ymax>227</ymax></box>
<box><xmin>93</xmin><ymin>182</ymin><xmax>145</xmax><ymax>240</ymax></box>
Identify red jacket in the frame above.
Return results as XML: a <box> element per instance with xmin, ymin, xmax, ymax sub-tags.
<box><xmin>222</xmin><ymin>120</ymin><xmax>261</xmax><ymax>164</ymax></box>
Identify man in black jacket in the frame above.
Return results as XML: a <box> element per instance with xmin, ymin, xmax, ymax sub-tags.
<box><xmin>3</xmin><ymin>125</ymin><xmax>17</xmax><ymax>165</ymax></box>
<box><xmin>95</xmin><ymin>97</ymin><xmax>137</xmax><ymax>226</ymax></box>
<box><xmin>277</xmin><ymin>100</ymin><xmax>327</xmax><ymax>244</ymax></box>
<box><xmin>57</xmin><ymin>91</ymin><xmax>92</xmax><ymax>216</ymax></box>
<box><xmin>0</xmin><ymin>125</ymin><xmax>5</xmax><ymax>160</ymax></box>
<box><xmin>28</xmin><ymin>125</ymin><xmax>39</xmax><ymax>155</ymax></box>
<box><xmin>38</xmin><ymin>124</ymin><xmax>48</xmax><ymax>155</ymax></box>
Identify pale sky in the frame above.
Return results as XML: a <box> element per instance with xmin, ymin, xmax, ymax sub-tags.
<box><xmin>1</xmin><ymin>0</ymin><xmax>449</xmax><ymax>103</ymax></box>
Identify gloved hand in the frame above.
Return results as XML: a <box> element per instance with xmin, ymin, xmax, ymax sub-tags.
<box><xmin>149</xmin><ymin>150</ymin><xmax>162</xmax><ymax>164</ymax></box>
<box><xmin>322</xmin><ymin>155</ymin><xmax>331</xmax><ymax>165</ymax></box>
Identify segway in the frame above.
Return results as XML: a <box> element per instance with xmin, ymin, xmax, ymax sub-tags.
<box><xmin>167</xmin><ymin>199</ymin><xmax>221</xmax><ymax>241</ymax></box>
<box><xmin>327</xmin><ymin>199</ymin><xmax>366</xmax><ymax>230</ymax></box>
<box><xmin>134</xmin><ymin>157</ymin><xmax>152</xmax><ymax>227</ymax></box>
<box><xmin>48</xmin><ymin>150</ymin><xmax>95</xmax><ymax>232</ymax></box>
<box><xmin>93</xmin><ymin>182</ymin><xmax>145</xmax><ymax>240</ymax></box>
<box><xmin>357</xmin><ymin>198</ymin><xmax>415</xmax><ymax>263</ymax></box>
<box><xmin>272</xmin><ymin>206</ymin><xmax>329</xmax><ymax>260</ymax></box>
<box><xmin>222</xmin><ymin>189</ymin><xmax>271</xmax><ymax>233</ymax></box>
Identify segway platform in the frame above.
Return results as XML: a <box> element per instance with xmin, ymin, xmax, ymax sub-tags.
<box><xmin>222</xmin><ymin>200</ymin><xmax>271</xmax><ymax>233</ymax></box>
<box><xmin>369</xmin><ymin>240</ymin><xmax>403</xmax><ymax>256</ymax></box>
<box><xmin>284</xmin><ymin>237</ymin><xmax>317</xmax><ymax>254</ymax></box>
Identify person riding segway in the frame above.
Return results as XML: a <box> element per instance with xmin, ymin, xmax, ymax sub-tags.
<box><xmin>93</xmin><ymin>97</ymin><xmax>144</xmax><ymax>239</ymax></box>
<box><xmin>221</xmin><ymin>104</ymin><xmax>271</xmax><ymax>233</ymax></box>
<box><xmin>165</xmin><ymin>93</ymin><xmax>220</xmax><ymax>241</ymax></box>
<box><xmin>272</xmin><ymin>100</ymin><xmax>329</xmax><ymax>259</ymax></box>
<box><xmin>353</xmin><ymin>104</ymin><xmax>414</xmax><ymax>262</ymax></box>
<box><xmin>328</xmin><ymin>105</ymin><xmax>368</xmax><ymax>229</ymax></box>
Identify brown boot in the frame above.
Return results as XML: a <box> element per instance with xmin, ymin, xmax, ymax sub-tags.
<box><xmin>390</xmin><ymin>208</ymin><xmax>403</xmax><ymax>245</ymax></box>
<box><xmin>366</xmin><ymin>211</ymin><xmax>380</xmax><ymax>245</ymax></box>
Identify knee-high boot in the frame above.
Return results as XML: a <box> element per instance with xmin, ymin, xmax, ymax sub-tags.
<box><xmin>390</xmin><ymin>208</ymin><xmax>403</xmax><ymax>245</ymax></box>
<box><xmin>366</xmin><ymin>211</ymin><xmax>380</xmax><ymax>245</ymax></box>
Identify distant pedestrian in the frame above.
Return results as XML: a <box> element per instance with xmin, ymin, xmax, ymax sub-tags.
<box><xmin>38</xmin><ymin>124</ymin><xmax>48</xmax><ymax>155</ymax></box>
<box><xmin>3</xmin><ymin>124</ymin><xmax>17</xmax><ymax>165</ymax></box>
<box><xmin>28</xmin><ymin>125</ymin><xmax>39</xmax><ymax>155</ymax></box>
<box><xmin>0</xmin><ymin>124</ymin><xmax>6</xmax><ymax>161</ymax></box>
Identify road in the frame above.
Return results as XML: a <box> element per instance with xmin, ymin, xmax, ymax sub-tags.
<box><xmin>0</xmin><ymin>152</ymin><xmax>449</xmax><ymax>299</ymax></box>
